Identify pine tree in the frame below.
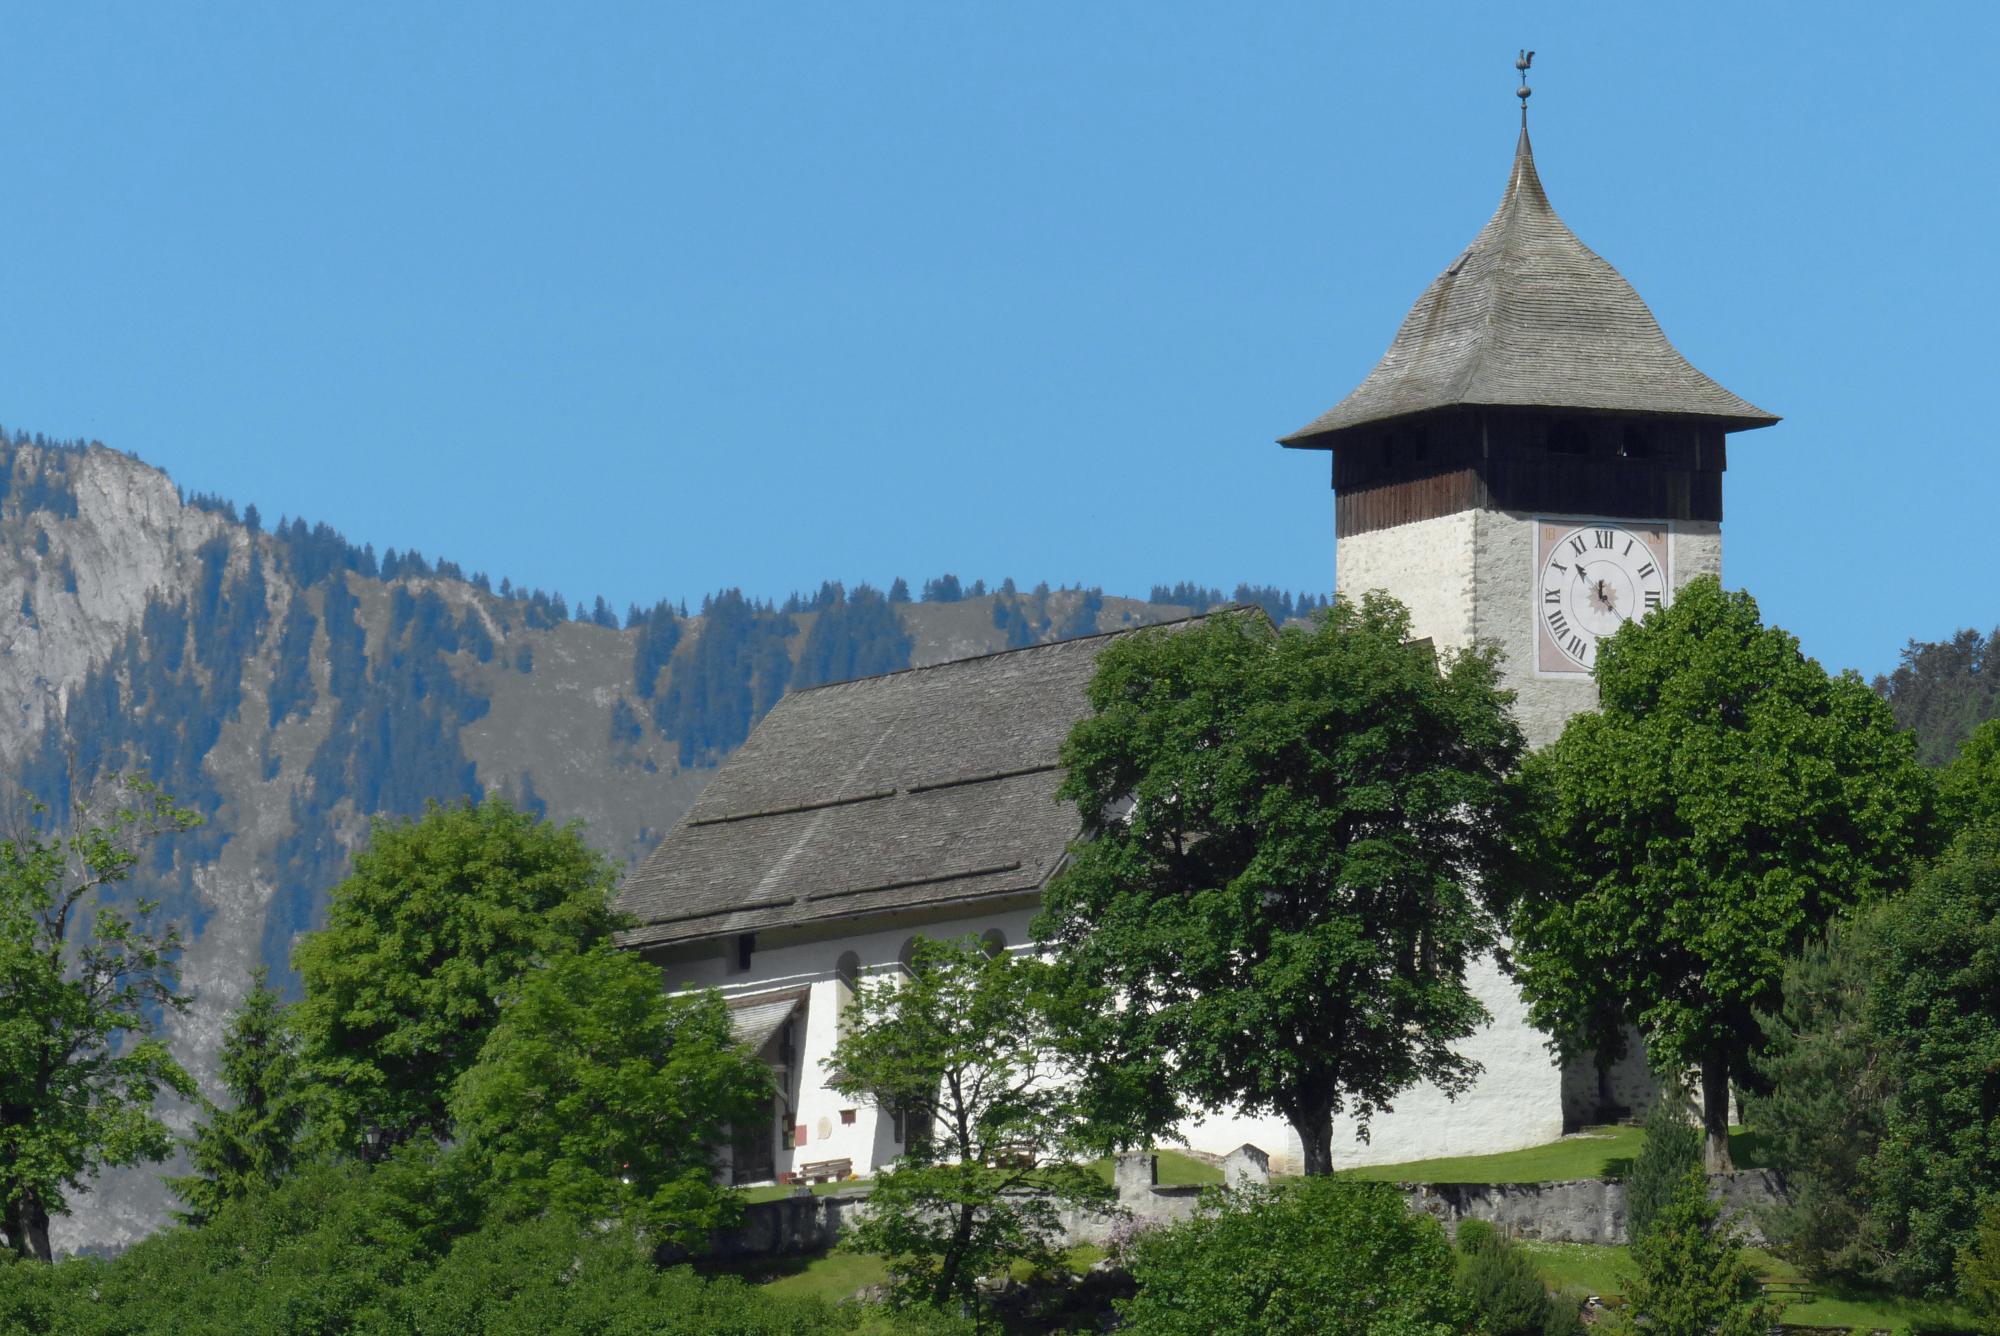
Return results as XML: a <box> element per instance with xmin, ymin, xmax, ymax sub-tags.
<box><xmin>170</xmin><ymin>968</ymin><xmax>306</xmax><ymax>1225</ymax></box>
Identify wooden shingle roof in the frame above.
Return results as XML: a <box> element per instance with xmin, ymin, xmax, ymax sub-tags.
<box><xmin>1281</xmin><ymin>127</ymin><xmax>1777</xmax><ymax>448</ymax></box>
<box><xmin>616</xmin><ymin>624</ymin><xmax>1198</xmax><ymax>951</ymax></box>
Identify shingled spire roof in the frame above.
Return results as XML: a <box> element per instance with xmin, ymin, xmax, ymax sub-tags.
<box><xmin>1281</xmin><ymin>126</ymin><xmax>1777</xmax><ymax>448</ymax></box>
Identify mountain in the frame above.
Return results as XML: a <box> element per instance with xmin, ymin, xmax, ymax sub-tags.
<box><xmin>0</xmin><ymin>431</ymin><xmax>1325</xmax><ymax>1252</ymax></box>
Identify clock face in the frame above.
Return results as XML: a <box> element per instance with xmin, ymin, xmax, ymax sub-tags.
<box><xmin>1535</xmin><ymin>520</ymin><xmax>1671</xmax><ymax>673</ymax></box>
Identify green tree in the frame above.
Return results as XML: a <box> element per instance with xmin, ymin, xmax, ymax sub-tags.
<box><xmin>0</xmin><ymin>781</ymin><xmax>199</xmax><ymax>1262</ymax></box>
<box><xmin>1506</xmin><ymin>578</ymin><xmax>1934</xmax><ymax>1171</ymax></box>
<box><xmin>1607</xmin><ymin>1168</ymin><xmax>1775</xmax><ymax>1336</ymax></box>
<box><xmin>1118</xmin><ymin>1176</ymin><xmax>1472</xmax><ymax>1335</ymax></box>
<box><xmin>1941</xmin><ymin>717</ymin><xmax>2000</xmax><ymax>834</ymax></box>
<box><xmin>170</xmin><ymin>967</ymin><xmax>308</xmax><ymax>1225</ymax></box>
<box><xmin>1873</xmin><ymin>626</ymin><xmax>2000</xmax><ymax>767</ymax></box>
<box><xmin>1455</xmin><ymin>1223</ymin><xmax>1585</xmax><ymax>1336</ymax></box>
<box><xmin>1625</xmin><ymin>1093</ymin><xmax>1703</xmax><ymax>1244</ymax></box>
<box><xmin>825</xmin><ymin>935</ymin><xmax>1115</xmax><ymax>1315</ymax></box>
<box><xmin>1965</xmin><ymin>1200</ymin><xmax>2000</xmax><ymax>1334</ymax></box>
<box><xmin>1748</xmin><ymin>924</ymin><xmax>1890</xmax><ymax>1280</ymax></box>
<box><xmin>1865</xmin><ymin>823</ymin><xmax>2000</xmax><ymax>1293</ymax></box>
<box><xmin>449</xmin><ymin>947</ymin><xmax>768</xmax><ymax>1249</ymax></box>
<box><xmin>292</xmin><ymin>796</ymin><xmax>622</xmax><ymax>1158</ymax></box>
<box><xmin>1035</xmin><ymin>599</ymin><xmax>1524</xmax><ymax>1174</ymax></box>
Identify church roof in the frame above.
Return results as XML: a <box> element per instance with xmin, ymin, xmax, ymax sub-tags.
<box><xmin>616</xmin><ymin>623</ymin><xmax>1198</xmax><ymax>951</ymax></box>
<box><xmin>1281</xmin><ymin>127</ymin><xmax>1777</xmax><ymax>448</ymax></box>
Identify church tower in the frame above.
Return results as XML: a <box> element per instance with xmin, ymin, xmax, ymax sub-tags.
<box><xmin>1282</xmin><ymin>72</ymin><xmax>1776</xmax><ymax>748</ymax></box>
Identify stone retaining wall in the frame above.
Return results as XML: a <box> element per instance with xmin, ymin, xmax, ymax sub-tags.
<box><xmin>704</xmin><ymin>1149</ymin><xmax>1785</xmax><ymax>1258</ymax></box>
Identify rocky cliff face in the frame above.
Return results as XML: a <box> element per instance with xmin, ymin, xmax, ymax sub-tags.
<box><xmin>0</xmin><ymin>436</ymin><xmax>1198</xmax><ymax>1252</ymax></box>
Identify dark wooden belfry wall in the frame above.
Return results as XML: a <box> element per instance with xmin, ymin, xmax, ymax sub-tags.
<box><xmin>1330</xmin><ymin>409</ymin><xmax>1728</xmax><ymax>537</ymax></box>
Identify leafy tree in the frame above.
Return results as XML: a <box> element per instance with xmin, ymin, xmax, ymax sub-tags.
<box><xmin>1626</xmin><ymin>1093</ymin><xmax>1703</xmax><ymax>1244</ymax></box>
<box><xmin>1748</xmin><ymin>924</ymin><xmax>1890</xmax><ymax>1279</ymax></box>
<box><xmin>1965</xmin><ymin>1200</ymin><xmax>2000</xmax><ymax>1334</ymax></box>
<box><xmin>1942</xmin><ymin>718</ymin><xmax>2000</xmax><ymax>834</ymax></box>
<box><xmin>825</xmin><ymin>935</ymin><xmax>1115</xmax><ymax>1315</ymax></box>
<box><xmin>1118</xmin><ymin>1176</ymin><xmax>1472</xmax><ymax>1335</ymax></box>
<box><xmin>1035</xmin><ymin>599</ymin><xmax>1524</xmax><ymax>1174</ymax></box>
<box><xmin>0</xmin><ymin>781</ymin><xmax>199</xmax><ymax>1261</ymax></box>
<box><xmin>1606</xmin><ymin>1167</ymin><xmax>1775</xmax><ymax>1336</ymax></box>
<box><xmin>449</xmin><ymin>947</ymin><xmax>768</xmax><ymax>1249</ymax></box>
<box><xmin>291</xmin><ymin>796</ymin><xmax>622</xmax><ymax>1158</ymax></box>
<box><xmin>1865</xmin><ymin>823</ymin><xmax>2000</xmax><ymax>1293</ymax></box>
<box><xmin>170</xmin><ymin>967</ymin><xmax>308</xmax><ymax>1225</ymax></box>
<box><xmin>1874</xmin><ymin>626</ymin><xmax>2000</xmax><ymax>766</ymax></box>
<box><xmin>1506</xmin><ymin>578</ymin><xmax>1935</xmax><ymax>1171</ymax></box>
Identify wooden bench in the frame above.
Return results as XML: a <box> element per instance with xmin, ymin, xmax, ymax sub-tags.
<box><xmin>796</xmin><ymin>1157</ymin><xmax>852</xmax><ymax>1184</ymax></box>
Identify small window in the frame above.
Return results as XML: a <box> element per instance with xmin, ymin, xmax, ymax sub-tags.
<box><xmin>979</xmin><ymin>928</ymin><xmax>1007</xmax><ymax>959</ymax></box>
<box><xmin>729</xmin><ymin>932</ymin><xmax>755</xmax><ymax>974</ymax></box>
<box><xmin>897</xmin><ymin>936</ymin><xmax>921</xmax><ymax>976</ymax></box>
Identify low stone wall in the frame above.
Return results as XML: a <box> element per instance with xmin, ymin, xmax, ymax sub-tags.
<box><xmin>705</xmin><ymin>1150</ymin><xmax>1785</xmax><ymax>1258</ymax></box>
<box><xmin>1402</xmin><ymin>1168</ymin><xmax>1783</xmax><ymax>1246</ymax></box>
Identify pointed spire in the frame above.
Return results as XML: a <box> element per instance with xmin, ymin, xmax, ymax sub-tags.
<box><xmin>1279</xmin><ymin>93</ymin><xmax>1776</xmax><ymax>448</ymax></box>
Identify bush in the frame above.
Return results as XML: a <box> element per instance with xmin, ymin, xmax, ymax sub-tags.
<box><xmin>1455</xmin><ymin>1227</ymin><xmax>1586</xmax><ymax>1336</ymax></box>
<box><xmin>1119</xmin><ymin>1177</ymin><xmax>1471</xmax><ymax>1335</ymax></box>
<box><xmin>1609</xmin><ymin>1167</ymin><xmax>1774</xmax><ymax>1336</ymax></box>
<box><xmin>1965</xmin><ymin>1200</ymin><xmax>2000</xmax><ymax>1334</ymax></box>
<box><xmin>1627</xmin><ymin>1092</ymin><xmax>1703</xmax><ymax>1242</ymax></box>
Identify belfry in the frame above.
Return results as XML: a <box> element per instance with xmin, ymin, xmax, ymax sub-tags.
<box><xmin>1282</xmin><ymin>57</ymin><xmax>1776</xmax><ymax>748</ymax></box>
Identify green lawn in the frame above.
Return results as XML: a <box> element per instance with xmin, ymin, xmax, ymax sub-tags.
<box><xmin>1084</xmin><ymin>1148</ymin><xmax>1224</xmax><ymax>1188</ymax></box>
<box><xmin>1343</xmin><ymin>1124</ymin><xmax>1768</xmax><ymax>1185</ymax></box>
<box><xmin>735</xmin><ymin>1178</ymin><xmax>864</xmax><ymax>1205</ymax></box>
<box><xmin>1517</xmin><ymin>1242</ymin><xmax>1979</xmax><ymax>1334</ymax></box>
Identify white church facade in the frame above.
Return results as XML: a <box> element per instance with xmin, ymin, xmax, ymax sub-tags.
<box><xmin>614</xmin><ymin>110</ymin><xmax>1775</xmax><ymax>1185</ymax></box>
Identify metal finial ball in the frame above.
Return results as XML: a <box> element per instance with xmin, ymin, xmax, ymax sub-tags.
<box><xmin>1516</xmin><ymin>85</ymin><xmax>1532</xmax><ymax>100</ymax></box>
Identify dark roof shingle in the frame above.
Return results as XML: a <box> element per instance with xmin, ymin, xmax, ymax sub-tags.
<box><xmin>616</xmin><ymin>629</ymin><xmax>1163</xmax><ymax>950</ymax></box>
<box><xmin>1281</xmin><ymin>127</ymin><xmax>1777</xmax><ymax>448</ymax></box>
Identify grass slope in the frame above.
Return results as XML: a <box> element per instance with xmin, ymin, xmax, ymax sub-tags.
<box><xmin>1343</xmin><ymin>1124</ymin><xmax>1773</xmax><ymax>1184</ymax></box>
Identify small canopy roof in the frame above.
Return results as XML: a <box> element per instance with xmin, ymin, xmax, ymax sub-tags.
<box><xmin>729</xmin><ymin>993</ymin><xmax>804</xmax><ymax>1056</ymax></box>
<box><xmin>1281</xmin><ymin>127</ymin><xmax>1777</xmax><ymax>448</ymax></box>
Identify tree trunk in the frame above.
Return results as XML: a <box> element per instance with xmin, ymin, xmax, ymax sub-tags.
<box><xmin>3</xmin><ymin>1193</ymin><xmax>51</xmax><ymax>1263</ymax></box>
<box><xmin>1290</xmin><ymin>1104</ymin><xmax>1336</xmax><ymax>1177</ymax></box>
<box><xmin>1700</xmin><ymin>1051</ymin><xmax>1733</xmax><ymax>1174</ymax></box>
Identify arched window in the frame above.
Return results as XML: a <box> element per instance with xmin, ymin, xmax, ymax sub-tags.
<box><xmin>898</xmin><ymin>936</ymin><xmax>921</xmax><ymax>976</ymax></box>
<box><xmin>834</xmin><ymin>951</ymin><xmax>861</xmax><ymax>1038</ymax></box>
<box><xmin>979</xmin><ymin>928</ymin><xmax>1007</xmax><ymax>959</ymax></box>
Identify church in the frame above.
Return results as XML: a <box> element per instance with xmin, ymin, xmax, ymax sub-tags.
<box><xmin>614</xmin><ymin>86</ymin><xmax>1776</xmax><ymax>1185</ymax></box>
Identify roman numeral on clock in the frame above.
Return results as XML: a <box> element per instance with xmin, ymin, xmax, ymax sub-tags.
<box><xmin>1644</xmin><ymin>589</ymin><xmax>1662</xmax><ymax>610</ymax></box>
<box><xmin>1544</xmin><ymin>589</ymin><xmax>1561</xmax><ymax>605</ymax></box>
<box><xmin>1636</xmin><ymin>562</ymin><xmax>1657</xmax><ymax>581</ymax></box>
<box><xmin>1548</xmin><ymin>610</ymin><xmax>1571</xmax><ymax>638</ymax></box>
<box><xmin>1594</xmin><ymin>529</ymin><xmax>1615</xmax><ymax>548</ymax></box>
<box><xmin>1569</xmin><ymin>536</ymin><xmax>1588</xmax><ymax>556</ymax></box>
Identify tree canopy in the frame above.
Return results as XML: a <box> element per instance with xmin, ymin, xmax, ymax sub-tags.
<box><xmin>0</xmin><ymin>782</ymin><xmax>198</xmax><ymax>1261</ymax></box>
<box><xmin>826</xmin><ymin>934</ymin><xmax>1113</xmax><ymax>1315</ymax></box>
<box><xmin>448</xmin><ymin>946</ymin><xmax>768</xmax><ymax>1249</ymax></box>
<box><xmin>1506</xmin><ymin>577</ymin><xmax>1935</xmax><ymax>1171</ymax></box>
<box><xmin>291</xmin><ymin>796</ymin><xmax>623</xmax><ymax>1157</ymax></box>
<box><xmin>1035</xmin><ymin>598</ymin><xmax>1525</xmax><ymax>1174</ymax></box>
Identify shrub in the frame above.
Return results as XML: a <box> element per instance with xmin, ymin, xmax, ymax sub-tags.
<box><xmin>1608</xmin><ymin>1167</ymin><xmax>1774</xmax><ymax>1336</ymax></box>
<box><xmin>1455</xmin><ymin>1228</ymin><xmax>1587</xmax><ymax>1336</ymax></box>
<box><xmin>1626</xmin><ymin>1092</ymin><xmax>1703</xmax><ymax>1242</ymax></box>
<box><xmin>1119</xmin><ymin>1177</ymin><xmax>1471</xmax><ymax>1335</ymax></box>
<box><xmin>1964</xmin><ymin>1200</ymin><xmax>2000</xmax><ymax>1334</ymax></box>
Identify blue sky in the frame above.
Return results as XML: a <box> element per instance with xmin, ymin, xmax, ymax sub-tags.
<box><xmin>0</xmin><ymin>4</ymin><xmax>1991</xmax><ymax>677</ymax></box>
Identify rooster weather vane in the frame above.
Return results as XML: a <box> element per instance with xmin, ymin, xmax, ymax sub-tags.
<box><xmin>1517</xmin><ymin>49</ymin><xmax>1535</xmax><ymax>125</ymax></box>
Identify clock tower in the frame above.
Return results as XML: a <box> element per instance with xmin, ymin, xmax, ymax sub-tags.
<box><xmin>1282</xmin><ymin>99</ymin><xmax>1777</xmax><ymax>748</ymax></box>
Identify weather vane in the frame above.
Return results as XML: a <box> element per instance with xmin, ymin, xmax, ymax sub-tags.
<box><xmin>1516</xmin><ymin>49</ymin><xmax>1535</xmax><ymax>126</ymax></box>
